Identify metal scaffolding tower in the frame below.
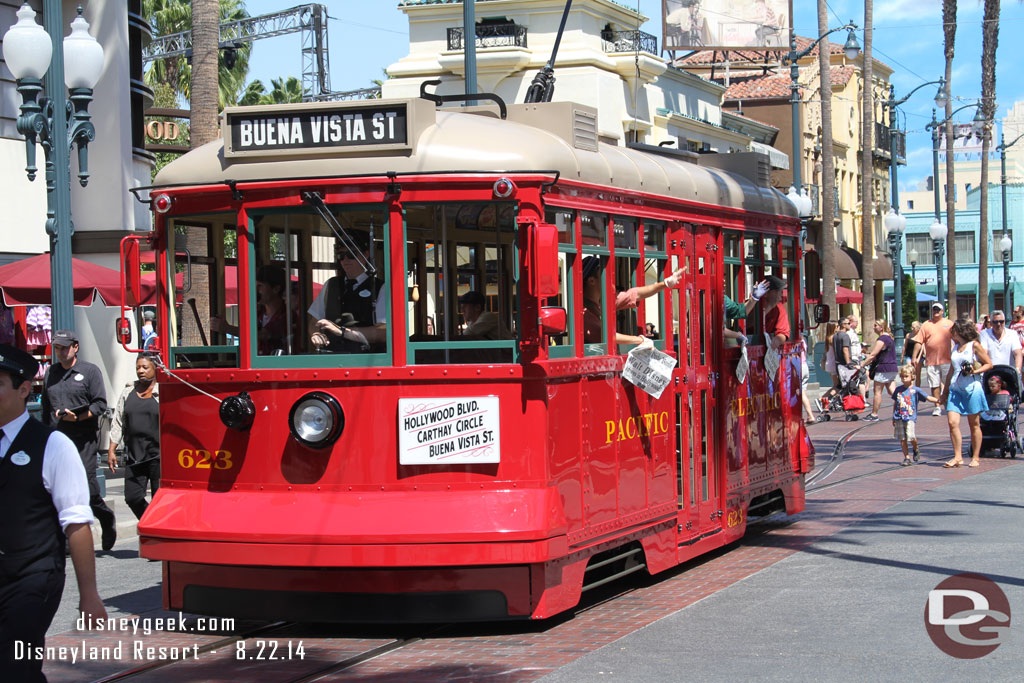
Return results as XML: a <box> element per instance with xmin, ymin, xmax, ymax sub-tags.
<box><xmin>142</xmin><ymin>3</ymin><xmax>375</xmax><ymax>101</ymax></box>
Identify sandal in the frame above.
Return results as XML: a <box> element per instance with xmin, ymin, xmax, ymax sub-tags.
<box><xmin>968</xmin><ymin>461</ymin><xmax>980</xmax><ymax>468</ymax></box>
<box><xmin>943</xmin><ymin>460</ymin><xmax>962</xmax><ymax>468</ymax></box>
<box><xmin>901</xmin><ymin>458</ymin><xmax>912</xmax><ymax>467</ymax></box>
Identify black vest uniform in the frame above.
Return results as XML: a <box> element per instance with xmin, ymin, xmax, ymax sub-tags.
<box><xmin>324</xmin><ymin>275</ymin><xmax>383</xmax><ymax>353</ymax></box>
<box><xmin>0</xmin><ymin>418</ymin><xmax>67</xmax><ymax>683</ymax></box>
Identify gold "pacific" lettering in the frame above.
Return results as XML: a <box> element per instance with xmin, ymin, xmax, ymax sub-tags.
<box><xmin>605</xmin><ymin>411</ymin><xmax>670</xmax><ymax>444</ymax></box>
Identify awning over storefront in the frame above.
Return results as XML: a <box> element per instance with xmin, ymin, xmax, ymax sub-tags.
<box><xmin>804</xmin><ymin>231</ymin><xmax>860</xmax><ymax>280</ymax></box>
<box><xmin>806</xmin><ymin>285</ymin><xmax>863</xmax><ymax>304</ymax></box>
<box><xmin>872</xmin><ymin>250</ymin><xmax>894</xmax><ymax>279</ymax></box>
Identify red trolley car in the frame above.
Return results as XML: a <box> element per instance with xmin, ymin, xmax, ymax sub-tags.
<box><xmin>126</xmin><ymin>96</ymin><xmax>814</xmax><ymax>621</ymax></box>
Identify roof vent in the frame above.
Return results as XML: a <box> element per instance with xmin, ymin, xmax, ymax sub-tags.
<box><xmin>697</xmin><ymin>152</ymin><xmax>772</xmax><ymax>188</ymax></box>
<box><xmin>507</xmin><ymin>102</ymin><xmax>599</xmax><ymax>152</ymax></box>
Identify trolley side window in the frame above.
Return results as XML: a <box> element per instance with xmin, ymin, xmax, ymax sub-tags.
<box><xmin>544</xmin><ymin>207</ymin><xmax>576</xmax><ymax>356</ymax></box>
<box><xmin>614</xmin><ymin>216</ymin><xmax>641</xmax><ymax>354</ymax></box>
<box><xmin>165</xmin><ymin>212</ymin><xmax>240</xmax><ymax>370</ymax></box>
<box><xmin>744</xmin><ymin>231</ymin><xmax>796</xmax><ymax>346</ymax></box>
<box><xmin>580</xmin><ymin>211</ymin><xmax>610</xmax><ymax>355</ymax></box>
<box><xmin>404</xmin><ymin>202</ymin><xmax>518</xmax><ymax>365</ymax></box>
<box><xmin>247</xmin><ymin>205</ymin><xmax>390</xmax><ymax>367</ymax></box>
<box><xmin>723</xmin><ymin>230</ymin><xmax>744</xmax><ymax>346</ymax></box>
<box><xmin>642</xmin><ymin>220</ymin><xmax>667</xmax><ymax>350</ymax></box>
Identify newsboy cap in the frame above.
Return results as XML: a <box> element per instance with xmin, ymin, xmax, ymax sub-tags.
<box><xmin>0</xmin><ymin>344</ymin><xmax>39</xmax><ymax>383</ymax></box>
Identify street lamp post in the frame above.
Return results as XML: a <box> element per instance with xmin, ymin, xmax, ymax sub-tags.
<box><xmin>930</xmin><ymin>219</ymin><xmax>946</xmax><ymax>306</ymax></box>
<box><xmin>1002</xmin><ymin>234</ymin><xmax>1013</xmax><ymax>308</ymax></box>
<box><xmin>884</xmin><ymin>209</ymin><xmax>907</xmax><ymax>349</ymax></box>
<box><xmin>2</xmin><ymin>3</ymin><xmax>104</xmax><ymax>332</ymax></box>
<box><xmin>923</xmin><ymin>102</ymin><xmax>984</xmax><ymax>311</ymax></box>
<box><xmin>784</xmin><ymin>22</ymin><xmax>860</xmax><ymax>202</ymax></box>
<box><xmin>998</xmin><ymin>130</ymin><xmax>1024</xmax><ymax>311</ymax></box>
<box><xmin>783</xmin><ymin>22</ymin><xmax>858</xmax><ymax>340</ymax></box>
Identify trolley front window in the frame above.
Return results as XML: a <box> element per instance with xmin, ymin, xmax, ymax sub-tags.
<box><xmin>404</xmin><ymin>202</ymin><xmax>518</xmax><ymax>365</ymax></box>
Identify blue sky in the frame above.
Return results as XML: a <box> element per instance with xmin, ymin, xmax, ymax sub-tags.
<box><xmin>241</xmin><ymin>1</ymin><xmax>1024</xmax><ymax>194</ymax></box>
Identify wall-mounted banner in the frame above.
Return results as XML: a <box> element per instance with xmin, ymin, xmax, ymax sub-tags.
<box><xmin>664</xmin><ymin>0</ymin><xmax>790</xmax><ymax>51</ymax></box>
<box><xmin>398</xmin><ymin>397</ymin><xmax>500</xmax><ymax>465</ymax></box>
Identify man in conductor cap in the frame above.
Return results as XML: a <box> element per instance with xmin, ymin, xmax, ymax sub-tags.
<box><xmin>0</xmin><ymin>344</ymin><xmax>107</xmax><ymax>682</ymax></box>
<box><xmin>40</xmin><ymin>330</ymin><xmax>116</xmax><ymax>550</ymax></box>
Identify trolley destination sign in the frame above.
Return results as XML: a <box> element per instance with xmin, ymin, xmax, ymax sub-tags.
<box><xmin>398</xmin><ymin>397</ymin><xmax>500</xmax><ymax>465</ymax></box>
<box><xmin>222</xmin><ymin>99</ymin><xmax>427</xmax><ymax>158</ymax></box>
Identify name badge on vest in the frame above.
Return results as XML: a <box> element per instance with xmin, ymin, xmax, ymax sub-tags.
<box><xmin>359</xmin><ymin>290</ymin><xmax>371</xmax><ymax>298</ymax></box>
<box><xmin>74</xmin><ymin>373</ymin><xmax>85</xmax><ymax>381</ymax></box>
<box><xmin>9</xmin><ymin>451</ymin><xmax>30</xmax><ymax>466</ymax></box>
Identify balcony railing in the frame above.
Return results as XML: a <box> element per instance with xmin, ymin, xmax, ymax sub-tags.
<box><xmin>874</xmin><ymin>123</ymin><xmax>907</xmax><ymax>163</ymax></box>
<box><xmin>601</xmin><ymin>30</ymin><xmax>657</xmax><ymax>54</ymax></box>
<box><xmin>447</xmin><ymin>25</ymin><xmax>528</xmax><ymax>50</ymax></box>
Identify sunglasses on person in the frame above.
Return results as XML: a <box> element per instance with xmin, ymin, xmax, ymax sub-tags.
<box><xmin>993</xmin><ymin>319</ymin><xmax>1006</xmax><ymax>325</ymax></box>
<box><xmin>337</xmin><ymin>252</ymin><xmax>356</xmax><ymax>261</ymax></box>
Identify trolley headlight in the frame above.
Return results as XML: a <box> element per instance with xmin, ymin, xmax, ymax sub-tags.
<box><xmin>289</xmin><ymin>392</ymin><xmax>344</xmax><ymax>448</ymax></box>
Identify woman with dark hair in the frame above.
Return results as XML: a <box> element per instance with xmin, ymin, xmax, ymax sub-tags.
<box><xmin>107</xmin><ymin>354</ymin><xmax>160</xmax><ymax>518</ymax></box>
<box><xmin>857</xmin><ymin>320</ymin><xmax>899</xmax><ymax>421</ymax></box>
<box><xmin>211</xmin><ymin>265</ymin><xmax>297</xmax><ymax>354</ymax></box>
<box><xmin>940</xmin><ymin>318</ymin><xmax>993</xmax><ymax>468</ymax></box>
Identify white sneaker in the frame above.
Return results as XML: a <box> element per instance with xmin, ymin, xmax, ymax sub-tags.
<box><xmin>932</xmin><ymin>407</ymin><xmax>942</xmax><ymax>417</ymax></box>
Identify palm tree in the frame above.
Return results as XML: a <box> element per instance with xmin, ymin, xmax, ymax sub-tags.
<box><xmin>977</xmin><ymin>0</ymin><xmax>1000</xmax><ymax>316</ymax></box>
<box><xmin>191</xmin><ymin>0</ymin><xmax>220</xmax><ymax>147</ymax></box>
<box><xmin>942</xmin><ymin>0</ymin><xmax>958</xmax><ymax>318</ymax></box>
<box><xmin>238</xmin><ymin>76</ymin><xmax>304</xmax><ymax>106</ymax></box>
<box><xmin>817</xmin><ymin>0</ymin><xmax>837</xmax><ymax>314</ymax></box>
<box><xmin>144</xmin><ymin>0</ymin><xmax>252</xmax><ymax>109</ymax></box>
<box><xmin>860</xmin><ymin>1</ymin><xmax>876</xmax><ymax>342</ymax></box>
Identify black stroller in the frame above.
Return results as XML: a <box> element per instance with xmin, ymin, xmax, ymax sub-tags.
<box><xmin>816</xmin><ymin>364</ymin><xmax>867</xmax><ymax>422</ymax></box>
<box><xmin>979</xmin><ymin>365</ymin><xmax>1022</xmax><ymax>458</ymax></box>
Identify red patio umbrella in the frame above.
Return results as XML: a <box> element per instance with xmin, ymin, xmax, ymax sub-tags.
<box><xmin>0</xmin><ymin>253</ymin><xmax>123</xmax><ymax>306</ymax></box>
<box><xmin>805</xmin><ymin>285</ymin><xmax>863</xmax><ymax>305</ymax></box>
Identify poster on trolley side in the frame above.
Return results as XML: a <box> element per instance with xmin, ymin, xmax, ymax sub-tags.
<box><xmin>399</xmin><ymin>397</ymin><xmax>501</xmax><ymax>465</ymax></box>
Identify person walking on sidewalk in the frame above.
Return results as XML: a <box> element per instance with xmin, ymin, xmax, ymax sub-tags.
<box><xmin>913</xmin><ymin>303</ymin><xmax>954</xmax><ymax>416</ymax></box>
<box><xmin>891</xmin><ymin>364</ymin><xmax>940</xmax><ymax>466</ymax></box>
<box><xmin>0</xmin><ymin>344</ymin><xmax>107</xmax><ymax>682</ymax></box>
<box><xmin>857</xmin><ymin>320</ymin><xmax>899</xmax><ymax>421</ymax></box>
<box><xmin>940</xmin><ymin>318</ymin><xmax>993</xmax><ymax>468</ymax></box>
<box><xmin>107</xmin><ymin>354</ymin><xmax>160</xmax><ymax>520</ymax></box>
<box><xmin>40</xmin><ymin>330</ymin><xmax>116</xmax><ymax>550</ymax></box>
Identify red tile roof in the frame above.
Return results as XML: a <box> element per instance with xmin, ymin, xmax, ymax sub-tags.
<box><xmin>718</xmin><ymin>66</ymin><xmax>856</xmax><ymax>101</ymax></box>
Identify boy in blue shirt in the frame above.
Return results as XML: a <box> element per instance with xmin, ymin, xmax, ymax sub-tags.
<box><xmin>892</xmin><ymin>364</ymin><xmax>940</xmax><ymax>466</ymax></box>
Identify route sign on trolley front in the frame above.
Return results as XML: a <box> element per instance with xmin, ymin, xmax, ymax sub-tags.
<box><xmin>222</xmin><ymin>98</ymin><xmax>435</xmax><ymax>159</ymax></box>
<box><xmin>398</xmin><ymin>397</ymin><xmax>501</xmax><ymax>465</ymax></box>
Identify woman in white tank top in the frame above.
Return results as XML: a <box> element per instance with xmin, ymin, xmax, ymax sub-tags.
<box><xmin>940</xmin><ymin>318</ymin><xmax>993</xmax><ymax>468</ymax></box>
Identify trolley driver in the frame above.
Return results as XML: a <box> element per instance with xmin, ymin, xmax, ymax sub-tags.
<box><xmin>308</xmin><ymin>232</ymin><xmax>387</xmax><ymax>353</ymax></box>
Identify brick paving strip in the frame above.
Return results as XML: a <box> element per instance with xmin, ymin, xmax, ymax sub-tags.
<box><xmin>41</xmin><ymin>419</ymin><xmax>1015</xmax><ymax>683</ymax></box>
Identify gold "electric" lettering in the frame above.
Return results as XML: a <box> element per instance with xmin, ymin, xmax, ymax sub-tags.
<box><xmin>604</xmin><ymin>411</ymin><xmax>670</xmax><ymax>444</ymax></box>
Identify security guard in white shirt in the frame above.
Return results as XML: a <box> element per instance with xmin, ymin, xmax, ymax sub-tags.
<box><xmin>0</xmin><ymin>344</ymin><xmax>106</xmax><ymax>682</ymax></box>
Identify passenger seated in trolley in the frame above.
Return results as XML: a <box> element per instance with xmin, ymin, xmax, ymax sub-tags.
<box><xmin>211</xmin><ymin>265</ymin><xmax>299</xmax><ymax>355</ymax></box>
<box><xmin>457</xmin><ymin>290</ymin><xmax>511</xmax><ymax>341</ymax></box>
<box><xmin>307</xmin><ymin>232</ymin><xmax>386</xmax><ymax>353</ymax></box>
<box><xmin>581</xmin><ymin>255</ymin><xmax>682</xmax><ymax>348</ymax></box>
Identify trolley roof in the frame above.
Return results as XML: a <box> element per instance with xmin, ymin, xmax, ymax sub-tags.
<box><xmin>154</xmin><ymin>98</ymin><xmax>797</xmax><ymax>219</ymax></box>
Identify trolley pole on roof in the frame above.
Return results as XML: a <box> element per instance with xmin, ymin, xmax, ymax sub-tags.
<box><xmin>463</xmin><ymin>0</ymin><xmax>478</xmax><ymax>105</ymax></box>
